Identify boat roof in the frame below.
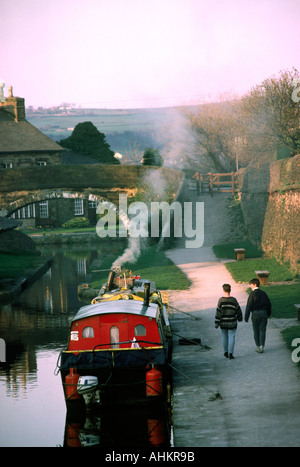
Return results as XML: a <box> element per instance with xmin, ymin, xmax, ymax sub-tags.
<box><xmin>72</xmin><ymin>299</ymin><xmax>160</xmax><ymax>322</ymax></box>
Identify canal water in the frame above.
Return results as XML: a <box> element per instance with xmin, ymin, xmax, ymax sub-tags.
<box><xmin>0</xmin><ymin>242</ymin><xmax>171</xmax><ymax>447</ymax></box>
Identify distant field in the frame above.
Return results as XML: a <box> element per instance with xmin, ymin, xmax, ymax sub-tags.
<box><xmin>27</xmin><ymin>107</ymin><xmax>181</xmax><ymax>149</ymax></box>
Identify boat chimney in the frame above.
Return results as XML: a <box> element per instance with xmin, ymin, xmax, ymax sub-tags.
<box><xmin>106</xmin><ymin>270</ymin><xmax>116</xmax><ymax>291</ymax></box>
<box><xmin>143</xmin><ymin>282</ymin><xmax>150</xmax><ymax>307</ymax></box>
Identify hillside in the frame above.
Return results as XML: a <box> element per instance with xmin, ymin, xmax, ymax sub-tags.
<box><xmin>26</xmin><ymin>107</ymin><xmax>187</xmax><ymax>157</ymax></box>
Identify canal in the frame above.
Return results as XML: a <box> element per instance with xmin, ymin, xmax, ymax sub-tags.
<box><xmin>0</xmin><ymin>241</ymin><xmax>172</xmax><ymax>447</ymax></box>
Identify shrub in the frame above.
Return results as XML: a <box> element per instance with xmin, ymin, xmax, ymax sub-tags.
<box><xmin>62</xmin><ymin>217</ymin><xmax>90</xmax><ymax>229</ymax></box>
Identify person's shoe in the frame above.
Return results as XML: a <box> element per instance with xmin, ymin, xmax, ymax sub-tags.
<box><xmin>260</xmin><ymin>346</ymin><xmax>264</xmax><ymax>353</ymax></box>
<box><xmin>224</xmin><ymin>352</ymin><xmax>229</xmax><ymax>358</ymax></box>
<box><xmin>229</xmin><ymin>353</ymin><xmax>234</xmax><ymax>359</ymax></box>
<box><xmin>255</xmin><ymin>346</ymin><xmax>261</xmax><ymax>353</ymax></box>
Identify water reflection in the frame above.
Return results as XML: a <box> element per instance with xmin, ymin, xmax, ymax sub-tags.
<box><xmin>0</xmin><ymin>241</ymin><xmax>128</xmax><ymax>446</ymax></box>
<box><xmin>0</xmin><ymin>240</ymin><xmax>172</xmax><ymax>447</ymax></box>
<box><xmin>64</xmin><ymin>405</ymin><xmax>172</xmax><ymax>448</ymax></box>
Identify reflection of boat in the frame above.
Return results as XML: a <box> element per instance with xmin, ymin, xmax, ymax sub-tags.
<box><xmin>57</xmin><ymin>269</ymin><xmax>172</xmax><ymax>410</ymax></box>
<box><xmin>64</xmin><ymin>404</ymin><xmax>172</xmax><ymax>447</ymax></box>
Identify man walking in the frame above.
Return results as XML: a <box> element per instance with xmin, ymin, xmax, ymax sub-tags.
<box><xmin>245</xmin><ymin>278</ymin><xmax>272</xmax><ymax>353</ymax></box>
<box><xmin>215</xmin><ymin>284</ymin><xmax>243</xmax><ymax>359</ymax></box>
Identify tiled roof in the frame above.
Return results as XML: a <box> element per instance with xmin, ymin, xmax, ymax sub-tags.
<box><xmin>0</xmin><ymin>109</ymin><xmax>63</xmax><ymax>153</ymax></box>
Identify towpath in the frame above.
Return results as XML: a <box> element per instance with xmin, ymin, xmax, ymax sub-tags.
<box><xmin>165</xmin><ymin>191</ymin><xmax>300</xmax><ymax>447</ymax></box>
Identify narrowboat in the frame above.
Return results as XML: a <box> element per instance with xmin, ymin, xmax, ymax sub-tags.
<box><xmin>56</xmin><ymin>270</ymin><xmax>172</xmax><ymax>410</ymax></box>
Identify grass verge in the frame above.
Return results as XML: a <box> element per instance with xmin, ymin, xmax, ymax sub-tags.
<box><xmin>24</xmin><ymin>226</ymin><xmax>96</xmax><ymax>235</ymax></box>
<box><xmin>260</xmin><ymin>284</ymin><xmax>300</xmax><ymax>319</ymax></box>
<box><xmin>89</xmin><ymin>245</ymin><xmax>191</xmax><ymax>291</ymax></box>
<box><xmin>225</xmin><ymin>258</ymin><xmax>296</xmax><ymax>283</ymax></box>
<box><xmin>213</xmin><ymin>241</ymin><xmax>263</xmax><ymax>259</ymax></box>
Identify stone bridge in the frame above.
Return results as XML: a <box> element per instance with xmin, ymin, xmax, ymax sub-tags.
<box><xmin>0</xmin><ymin>164</ymin><xmax>184</xmax><ymax>216</ymax></box>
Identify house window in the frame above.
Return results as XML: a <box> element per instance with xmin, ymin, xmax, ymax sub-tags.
<box><xmin>2</xmin><ymin>162</ymin><xmax>13</xmax><ymax>168</ymax></box>
<box><xmin>74</xmin><ymin>199</ymin><xmax>84</xmax><ymax>216</ymax></box>
<box><xmin>77</xmin><ymin>258</ymin><xmax>86</xmax><ymax>276</ymax></box>
<box><xmin>11</xmin><ymin>204</ymin><xmax>35</xmax><ymax>219</ymax></box>
<box><xmin>24</xmin><ymin>204</ymin><xmax>35</xmax><ymax>218</ymax></box>
<box><xmin>23</xmin><ymin>204</ymin><xmax>35</xmax><ymax>218</ymax></box>
<box><xmin>36</xmin><ymin>160</ymin><xmax>47</xmax><ymax>166</ymax></box>
<box><xmin>88</xmin><ymin>201</ymin><xmax>98</xmax><ymax>209</ymax></box>
<box><xmin>39</xmin><ymin>201</ymin><xmax>49</xmax><ymax>218</ymax></box>
<box><xmin>110</xmin><ymin>326</ymin><xmax>119</xmax><ymax>348</ymax></box>
<box><xmin>83</xmin><ymin>327</ymin><xmax>94</xmax><ymax>338</ymax></box>
<box><xmin>134</xmin><ymin>324</ymin><xmax>146</xmax><ymax>336</ymax></box>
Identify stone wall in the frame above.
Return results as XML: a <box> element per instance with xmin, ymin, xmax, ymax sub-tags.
<box><xmin>0</xmin><ymin>229</ymin><xmax>38</xmax><ymax>254</ymax></box>
<box><xmin>237</xmin><ymin>155</ymin><xmax>300</xmax><ymax>273</ymax></box>
<box><xmin>236</xmin><ymin>163</ymin><xmax>271</xmax><ymax>244</ymax></box>
<box><xmin>0</xmin><ymin>164</ymin><xmax>184</xmax><ymax>215</ymax></box>
<box><xmin>1</xmin><ymin>151</ymin><xmax>61</xmax><ymax>168</ymax></box>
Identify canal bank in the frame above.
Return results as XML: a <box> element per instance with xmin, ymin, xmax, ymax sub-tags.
<box><xmin>27</xmin><ymin>230</ymin><xmax>102</xmax><ymax>245</ymax></box>
<box><xmin>0</xmin><ymin>257</ymin><xmax>53</xmax><ymax>306</ymax></box>
<box><xmin>166</xmin><ymin>193</ymin><xmax>300</xmax><ymax>447</ymax></box>
<box><xmin>0</xmin><ymin>230</ymin><xmax>121</xmax><ymax>306</ymax></box>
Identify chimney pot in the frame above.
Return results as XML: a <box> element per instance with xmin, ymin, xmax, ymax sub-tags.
<box><xmin>8</xmin><ymin>86</ymin><xmax>13</xmax><ymax>98</ymax></box>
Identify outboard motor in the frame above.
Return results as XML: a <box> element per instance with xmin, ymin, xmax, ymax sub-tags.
<box><xmin>77</xmin><ymin>376</ymin><xmax>100</xmax><ymax>409</ymax></box>
<box><xmin>143</xmin><ymin>282</ymin><xmax>150</xmax><ymax>307</ymax></box>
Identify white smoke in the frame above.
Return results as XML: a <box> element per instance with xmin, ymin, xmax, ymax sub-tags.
<box><xmin>111</xmin><ymin>236</ymin><xmax>143</xmax><ymax>270</ymax></box>
<box><xmin>155</xmin><ymin>107</ymin><xmax>199</xmax><ymax>169</ymax></box>
<box><xmin>111</xmin><ymin>204</ymin><xmax>148</xmax><ymax>270</ymax></box>
<box><xmin>96</xmin><ymin>198</ymin><xmax>137</xmax><ymax>270</ymax></box>
<box><xmin>111</xmin><ymin>170</ymin><xmax>168</xmax><ymax>270</ymax></box>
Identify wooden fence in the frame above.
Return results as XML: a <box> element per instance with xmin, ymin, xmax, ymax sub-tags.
<box><xmin>191</xmin><ymin>172</ymin><xmax>237</xmax><ymax>196</ymax></box>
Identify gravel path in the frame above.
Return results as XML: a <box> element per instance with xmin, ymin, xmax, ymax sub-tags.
<box><xmin>165</xmin><ymin>191</ymin><xmax>300</xmax><ymax>447</ymax></box>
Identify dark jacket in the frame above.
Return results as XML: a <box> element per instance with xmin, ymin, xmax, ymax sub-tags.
<box><xmin>215</xmin><ymin>296</ymin><xmax>243</xmax><ymax>330</ymax></box>
<box><xmin>245</xmin><ymin>288</ymin><xmax>272</xmax><ymax>322</ymax></box>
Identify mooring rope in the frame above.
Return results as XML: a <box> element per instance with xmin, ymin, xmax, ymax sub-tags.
<box><xmin>169</xmin><ymin>362</ymin><xmax>222</xmax><ymax>401</ymax></box>
<box><xmin>168</xmin><ymin>305</ymin><xmax>201</xmax><ymax>321</ymax></box>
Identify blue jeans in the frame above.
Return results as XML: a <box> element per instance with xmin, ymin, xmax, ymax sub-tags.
<box><xmin>221</xmin><ymin>328</ymin><xmax>237</xmax><ymax>354</ymax></box>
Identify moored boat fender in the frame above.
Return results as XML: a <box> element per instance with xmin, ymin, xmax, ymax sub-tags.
<box><xmin>146</xmin><ymin>364</ymin><xmax>163</xmax><ymax>397</ymax></box>
<box><xmin>65</xmin><ymin>368</ymin><xmax>81</xmax><ymax>400</ymax></box>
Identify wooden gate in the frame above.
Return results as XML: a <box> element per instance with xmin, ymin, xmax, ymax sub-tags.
<box><xmin>191</xmin><ymin>172</ymin><xmax>237</xmax><ymax>196</ymax></box>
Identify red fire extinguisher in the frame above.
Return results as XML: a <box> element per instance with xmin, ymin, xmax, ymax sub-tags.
<box><xmin>146</xmin><ymin>364</ymin><xmax>163</xmax><ymax>397</ymax></box>
<box><xmin>65</xmin><ymin>367</ymin><xmax>80</xmax><ymax>400</ymax></box>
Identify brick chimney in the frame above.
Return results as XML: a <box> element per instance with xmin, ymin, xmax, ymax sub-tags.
<box><xmin>0</xmin><ymin>85</ymin><xmax>26</xmax><ymax>122</ymax></box>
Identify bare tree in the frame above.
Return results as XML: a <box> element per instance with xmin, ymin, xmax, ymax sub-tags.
<box><xmin>240</xmin><ymin>68</ymin><xmax>300</xmax><ymax>162</ymax></box>
<box><xmin>185</xmin><ymin>98</ymin><xmax>241</xmax><ymax>173</ymax></box>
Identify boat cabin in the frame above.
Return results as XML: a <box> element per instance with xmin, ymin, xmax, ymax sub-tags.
<box><xmin>67</xmin><ymin>300</ymin><xmax>169</xmax><ymax>353</ymax></box>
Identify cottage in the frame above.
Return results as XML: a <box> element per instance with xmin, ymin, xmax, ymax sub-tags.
<box><xmin>0</xmin><ymin>86</ymin><xmax>98</xmax><ymax>228</ymax></box>
<box><xmin>0</xmin><ymin>86</ymin><xmax>63</xmax><ymax>168</ymax></box>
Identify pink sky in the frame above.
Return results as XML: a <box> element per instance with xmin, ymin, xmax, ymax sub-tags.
<box><xmin>1</xmin><ymin>0</ymin><xmax>299</xmax><ymax>108</ymax></box>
